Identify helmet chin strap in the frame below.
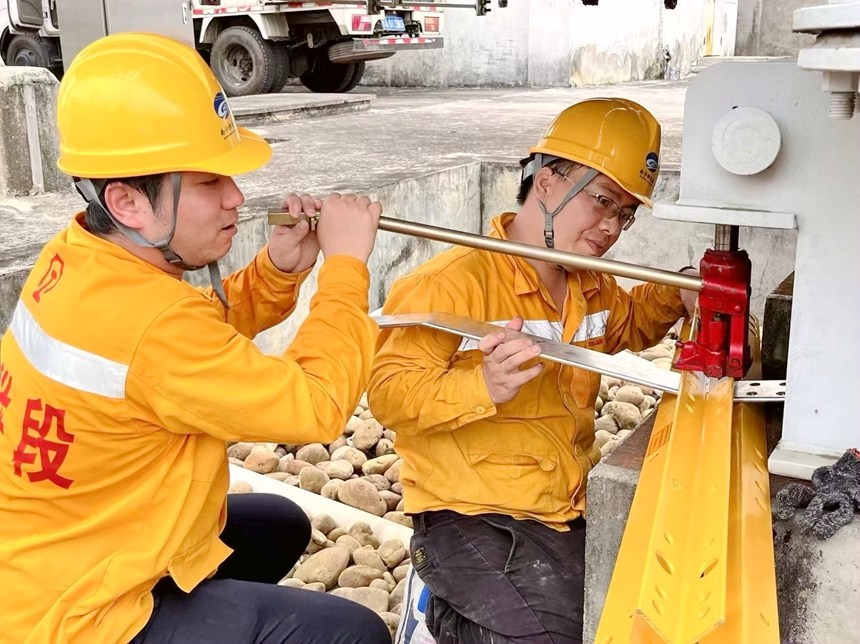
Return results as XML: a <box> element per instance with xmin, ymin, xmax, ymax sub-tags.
<box><xmin>536</xmin><ymin>165</ymin><xmax>598</xmax><ymax>250</ymax></box>
<box><xmin>75</xmin><ymin>174</ymin><xmax>230</xmax><ymax>308</ymax></box>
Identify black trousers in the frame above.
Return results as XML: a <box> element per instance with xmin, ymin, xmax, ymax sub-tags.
<box><xmin>410</xmin><ymin>510</ymin><xmax>586</xmax><ymax>644</ymax></box>
<box><xmin>130</xmin><ymin>493</ymin><xmax>390</xmax><ymax>644</ymax></box>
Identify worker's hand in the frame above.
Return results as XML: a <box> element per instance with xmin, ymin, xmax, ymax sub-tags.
<box><xmin>679</xmin><ymin>266</ymin><xmax>699</xmax><ymax>317</ymax></box>
<box><xmin>316</xmin><ymin>193</ymin><xmax>382</xmax><ymax>264</ymax></box>
<box><xmin>479</xmin><ymin>317</ymin><xmax>544</xmax><ymax>405</ymax></box>
<box><xmin>268</xmin><ymin>193</ymin><xmax>322</xmax><ymax>273</ymax></box>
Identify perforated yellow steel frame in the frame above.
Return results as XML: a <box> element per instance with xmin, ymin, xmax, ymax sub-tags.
<box><xmin>595</xmin><ymin>364</ymin><xmax>779</xmax><ymax>643</ymax></box>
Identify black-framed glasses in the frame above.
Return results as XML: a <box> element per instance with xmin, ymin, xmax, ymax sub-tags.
<box><xmin>556</xmin><ymin>172</ymin><xmax>637</xmax><ymax>231</ymax></box>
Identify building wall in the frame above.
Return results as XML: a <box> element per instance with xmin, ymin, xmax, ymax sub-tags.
<box><xmin>363</xmin><ymin>0</ymin><xmax>709</xmax><ymax>88</ymax></box>
<box><xmin>735</xmin><ymin>0</ymin><xmax>817</xmax><ymax>56</ymax></box>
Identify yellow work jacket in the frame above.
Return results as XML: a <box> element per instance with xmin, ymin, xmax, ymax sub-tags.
<box><xmin>0</xmin><ymin>214</ymin><xmax>377</xmax><ymax>644</ymax></box>
<box><xmin>368</xmin><ymin>213</ymin><xmax>686</xmax><ymax>530</ymax></box>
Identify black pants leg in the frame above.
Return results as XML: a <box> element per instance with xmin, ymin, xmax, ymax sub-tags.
<box><xmin>130</xmin><ymin>493</ymin><xmax>390</xmax><ymax>644</ymax></box>
<box><xmin>410</xmin><ymin>510</ymin><xmax>586</xmax><ymax>644</ymax></box>
<box><xmin>215</xmin><ymin>492</ymin><xmax>312</xmax><ymax>583</ymax></box>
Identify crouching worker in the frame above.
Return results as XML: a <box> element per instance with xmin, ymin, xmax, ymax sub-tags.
<box><xmin>369</xmin><ymin>99</ymin><xmax>696</xmax><ymax>644</ymax></box>
<box><xmin>0</xmin><ymin>33</ymin><xmax>390</xmax><ymax>644</ymax></box>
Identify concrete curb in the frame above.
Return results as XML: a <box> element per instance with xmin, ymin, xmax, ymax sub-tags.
<box><xmin>229</xmin><ymin>464</ymin><xmax>413</xmax><ymax>548</ymax></box>
<box><xmin>231</xmin><ymin>93</ymin><xmax>374</xmax><ymax>127</ymax></box>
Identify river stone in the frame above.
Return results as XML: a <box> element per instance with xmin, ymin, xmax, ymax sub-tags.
<box><xmin>321</xmin><ymin>479</ymin><xmax>344</xmax><ymax>500</ymax></box>
<box><xmin>335</xmin><ymin>534</ymin><xmax>363</xmax><ymax>555</ymax></box>
<box><xmin>378</xmin><ymin>540</ymin><xmax>408</xmax><ymax>568</ymax></box>
<box><xmin>353</xmin><ymin>419</ymin><xmax>384</xmax><ymax>451</ymax></box>
<box><xmin>384</xmin><ymin>512</ymin><xmax>413</xmax><ymax>528</ymax></box>
<box><xmin>385</xmin><ymin>459</ymin><xmax>403</xmax><ymax>483</ymax></box>
<box><xmin>296</xmin><ymin>443</ymin><xmax>329</xmax><ymax>465</ymax></box>
<box><xmin>227</xmin><ymin>442</ymin><xmax>254</xmax><ymax>460</ymax></box>
<box><xmin>338</xmin><ymin>564</ymin><xmax>384</xmax><ymax>588</ymax></box>
<box><xmin>379</xmin><ymin>490</ymin><xmax>402</xmax><ymax>512</ymax></box>
<box><xmin>353</xmin><ymin>545</ymin><xmax>387</xmax><ymax>571</ymax></box>
<box><xmin>330</xmin><ymin>587</ymin><xmax>390</xmax><ymax>613</ymax></box>
<box><xmin>338</xmin><ymin>479</ymin><xmax>386</xmax><ymax>516</ymax></box>
<box><xmin>348</xmin><ymin>522</ymin><xmax>378</xmax><ymax>548</ymax></box>
<box><xmin>364</xmin><ymin>474</ymin><xmax>391</xmax><ymax>491</ymax></box>
<box><xmin>311</xmin><ymin>514</ymin><xmax>336</xmax><ymax>535</ymax></box>
<box><xmin>243</xmin><ymin>446</ymin><xmax>279</xmax><ymax>474</ymax></box>
<box><xmin>299</xmin><ymin>466</ymin><xmax>330</xmax><ymax>494</ymax></box>
<box><xmin>330</xmin><ymin>445</ymin><xmax>367</xmax><ymax>472</ymax></box>
<box><xmin>294</xmin><ymin>547</ymin><xmax>350</xmax><ymax>590</ymax></box>
<box><xmin>285</xmin><ymin>459</ymin><xmax>314</xmax><ymax>475</ymax></box>
<box><xmin>362</xmin><ymin>454</ymin><xmax>399</xmax><ymax>476</ymax></box>
<box><xmin>322</xmin><ymin>459</ymin><xmax>355</xmax><ymax>480</ymax></box>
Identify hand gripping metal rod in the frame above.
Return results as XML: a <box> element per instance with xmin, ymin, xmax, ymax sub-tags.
<box><xmin>267</xmin><ymin>212</ymin><xmax>703</xmax><ymax>292</ymax></box>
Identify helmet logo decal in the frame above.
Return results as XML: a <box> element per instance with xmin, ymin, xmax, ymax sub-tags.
<box><xmin>214</xmin><ymin>91</ymin><xmax>237</xmax><ymax>141</ymax></box>
<box><xmin>645</xmin><ymin>152</ymin><xmax>659</xmax><ymax>172</ymax></box>
<box><xmin>214</xmin><ymin>92</ymin><xmax>230</xmax><ymax>119</ymax></box>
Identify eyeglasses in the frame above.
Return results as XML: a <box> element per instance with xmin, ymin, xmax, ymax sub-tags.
<box><xmin>556</xmin><ymin>172</ymin><xmax>637</xmax><ymax>231</ymax></box>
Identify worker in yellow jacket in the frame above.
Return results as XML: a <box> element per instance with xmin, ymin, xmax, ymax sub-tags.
<box><xmin>0</xmin><ymin>33</ymin><xmax>390</xmax><ymax>644</ymax></box>
<box><xmin>369</xmin><ymin>99</ymin><xmax>696</xmax><ymax>644</ymax></box>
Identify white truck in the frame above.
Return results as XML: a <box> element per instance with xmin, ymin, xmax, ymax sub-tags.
<box><xmin>0</xmin><ymin>0</ymin><xmax>490</xmax><ymax>95</ymax></box>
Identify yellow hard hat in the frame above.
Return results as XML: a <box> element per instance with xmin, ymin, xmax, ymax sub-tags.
<box><xmin>530</xmin><ymin>98</ymin><xmax>661</xmax><ymax>206</ymax></box>
<box><xmin>57</xmin><ymin>32</ymin><xmax>271</xmax><ymax>179</ymax></box>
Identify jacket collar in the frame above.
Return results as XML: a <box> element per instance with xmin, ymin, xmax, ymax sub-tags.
<box><xmin>488</xmin><ymin>213</ymin><xmax>601</xmax><ymax>297</ymax></box>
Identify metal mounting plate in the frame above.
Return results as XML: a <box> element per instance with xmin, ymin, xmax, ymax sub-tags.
<box><xmin>652</xmin><ymin>202</ymin><xmax>797</xmax><ymax>229</ymax></box>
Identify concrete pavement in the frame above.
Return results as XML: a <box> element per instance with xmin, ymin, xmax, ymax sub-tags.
<box><xmin>0</xmin><ymin>81</ymin><xmax>689</xmax><ymax>275</ymax></box>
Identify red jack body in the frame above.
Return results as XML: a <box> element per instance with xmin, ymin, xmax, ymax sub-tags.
<box><xmin>675</xmin><ymin>248</ymin><xmax>752</xmax><ymax>379</ymax></box>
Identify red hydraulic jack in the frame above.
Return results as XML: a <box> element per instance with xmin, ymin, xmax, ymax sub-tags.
<box><xmin>674</xmin><ymin>225</ymin><xmax>752</xmax><ymax>379</ymax></box>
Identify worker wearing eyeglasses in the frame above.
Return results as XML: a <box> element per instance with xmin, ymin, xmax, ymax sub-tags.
<box><xmin>368</xmin><ymin>99</ymin><xmax>696</xmax><ymax>644</ymax></box>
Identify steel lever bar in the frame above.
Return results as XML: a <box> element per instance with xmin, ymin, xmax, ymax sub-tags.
<box><xmin>267</xmin><ymin>211</ymin><xmax>703</xmax><ymax>292</ymax></box>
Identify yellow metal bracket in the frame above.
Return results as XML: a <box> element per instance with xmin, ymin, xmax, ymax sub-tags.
<box><xmin>595</xmin><ymin>365</ymin><xmax>779</xmax><ymax>644</ymax></box>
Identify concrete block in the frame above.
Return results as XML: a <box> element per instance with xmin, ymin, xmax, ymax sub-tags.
<box><xmin>584</xmin><ymin>414</ymin><xmax>860</xmax><ymax>644</ymax></box>
<box><xmin>0</xmin><ymin>66</ymin><xmax>66</xmax><ymax>196</ymax></box>
<box><xmin>583</xmin><ymin>413</ymin><xmax>652</xmax><ymax>644</ymax></box>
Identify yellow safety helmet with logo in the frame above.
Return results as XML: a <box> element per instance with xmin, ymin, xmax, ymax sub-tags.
<box><xmin>57</xmin><ymin>31</ymin><xmax>271</xmax><ymax>178</ymax></box>
<box><xmin>55</xmin><ymin>32</ymin><xmax>273</xmax><ymax>307</ymax></box>
<box><xmin>529</xmin><ymin>98</ymin><xmax>661</xmax><ymax>207</ymax></box>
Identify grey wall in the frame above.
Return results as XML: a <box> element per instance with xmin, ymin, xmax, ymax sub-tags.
<box><xmin>363</xmin><ymin>0</ymin><xmax>709</xmax><ymax>88</ymax></box>
<box><xmin>735</xmin><ymin>0</ymin><xmax>817</xmax><ymax>56</ymax></box>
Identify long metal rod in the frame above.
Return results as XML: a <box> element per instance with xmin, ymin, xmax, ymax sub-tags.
<box><xmin>267</xmin><ymin>212</ymin><xmax>704</xmax><ymax>292</ymax></box>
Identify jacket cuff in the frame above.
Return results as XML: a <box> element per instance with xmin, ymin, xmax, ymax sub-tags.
<box><xmin>257</xmin><ymin>245</ymin><xmax>313</xmax><ymax>291</ymax></box>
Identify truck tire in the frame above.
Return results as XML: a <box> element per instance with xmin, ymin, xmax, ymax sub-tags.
<box><xmin>338</xmin><ymin>61</ymin><xmax>365</xmax><ymax>93</ymax></box>
<box><xmin>267</xmin><ymin>42</ymin><xmax>290</xmax><ymax>94</ymax></box>
<box><xmin>210</xmin><ymin>26</ymin><xmax>277</xmax><ymax>97</ymax></box>
<box><xmin>300</xmin><ymin>57</ymin><xmax>365</xmax><ymax>93</ymax></box>
<box><xmin>6</xmin><ymin>34</ymin><xmax>51</xmax><ymax>69</ymax></box>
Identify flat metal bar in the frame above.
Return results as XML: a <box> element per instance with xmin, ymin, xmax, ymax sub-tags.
<box><xmin>267</xmin><ymin>211</ymin><xmax>703</xmax><ymax>291</ymax></box>
<box><xmin>733</xmin><ymin>379</ymin><xmax>785</xmax><ymax>400</ymax></box>
<box><xmin>373</xmin><ymin>312</ymin><xmax>681</xmax><ymax>392</ymax></box>
<box><xmin>634</xmin><ymin>371</ymin><xmax>732</xmax><ymax>643</ymax></box>
<box><xmin>594</xmin><ymin>388</ymin><xmax>681</xmax><ymax>644</ymax></box>
<box><xmin>701</xmin><ymin>403</ymin><xmax>780</xmax><ymax>644</ymax></box>
<box><xmin>373</xmin><ymin>313</ymin><xmax>788</xmax><ymax>402</ymax></box>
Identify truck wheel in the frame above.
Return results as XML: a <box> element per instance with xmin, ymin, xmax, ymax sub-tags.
<box><xmin>267</xmin><ymin>42</ymin><xmax>290</xmax><ymax>94</ymax></box>
<box><xmin>6</xmin><ymin>34</ymin><xmax>51</xmax><ymax>69</ymax></box>
<box><xmin>210</xmin><ymin>26</ymin><xmax>277</xmax><ymax>97</ymax></box>
<box><xmin>300</xmin><ymin>57</ymin><xmax>365</xmax><ymax>93</ymax></box>
<box><xmin>338</xmin><ymin>61</ymin><xmax>365</xmax><ymax>93</ymax></box>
